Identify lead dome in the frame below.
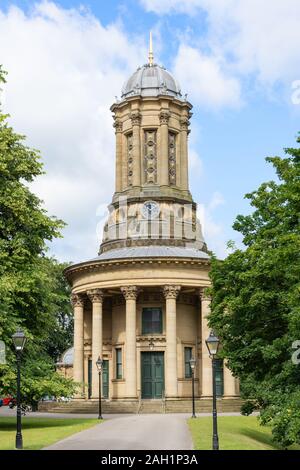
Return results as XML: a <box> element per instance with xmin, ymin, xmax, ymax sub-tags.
<box><xmin>121</xmin><ymin>63</ymin><xmax>182</xmax><ymax>100</ymax></box>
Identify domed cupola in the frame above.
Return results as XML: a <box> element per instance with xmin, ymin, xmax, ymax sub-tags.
<box><xmin>121</xmin><ymin>33</ymin><xmax>182</xmax><ymax>100</ymax></box>
<box><xmin>121</xmin><ymin>63</ymin><xmax>182</xmax><ymax>100</ymax></box>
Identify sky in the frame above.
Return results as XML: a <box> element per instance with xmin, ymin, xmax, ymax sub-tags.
<box><xmin>0</xmin><ymin>0</ymin><xmax>299</xmax><ymax>263</ymax></box>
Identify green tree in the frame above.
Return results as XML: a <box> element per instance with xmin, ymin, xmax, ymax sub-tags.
<box><xmin>0</xmin><ymin>66</ymin><xmax>76</xmax><ymax>404</ymax></box>
<box><xmin>208</xmin><ymin>134</ymin><xmax>300</xmax><ymax>447</ymax></box>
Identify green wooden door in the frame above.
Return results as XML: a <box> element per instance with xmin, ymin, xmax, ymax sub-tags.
<box><xmin>102</xmin><ymin>360</ymin><xmax>109</xmax><ymax>399</ymax></box>
<box><xmin>141</xmin><ymin>352</ymin><xmax>164</xmax><ymax>399</ymax></box>
<box><xmin>88</xmin><ymin>359</ymin><xmax>92</xmax><ymax>399</ymax></box>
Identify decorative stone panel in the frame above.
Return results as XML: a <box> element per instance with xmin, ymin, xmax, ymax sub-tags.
<box><xmin>144</xmin><ymin>130</ymin><xmax>157</xmax><ymax>184</ymax></box>
<box><xmin>127</xmin><ymin>133</ymin><xmax>133</xmax><ymax>187</ymax></box>
<box><xmin>168</xmin><ymin>132</ymin><xmax>176</xmax><ymax>185</ymax></box>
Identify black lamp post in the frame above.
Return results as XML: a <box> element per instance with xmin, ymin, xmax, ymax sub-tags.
<box><xmin>12</xmin><ymin>329</ymin><xmax>27</xmax><ymax>450</ymax></box>
<box><xmin>96</xmin><ymin>356</ymin><xmax>103</xmax><ymax>420</ymax></box>
<box><xmin>205</xmin><ymin>330</ymin><xmax>220</xmax><ymax>451</ymax></box>
<box><xmin>189</xmin><ymin>357</ymin><xmax>196</xmax><ymax>418</ymax></box>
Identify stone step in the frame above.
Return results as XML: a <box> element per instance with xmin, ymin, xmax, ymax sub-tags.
<box><xmin>38</xmin><ymin>401</ymin><xmax>138</xmax><ymax>414</ymax></box>
<box><xmin>138</xmin><ymin>400</ymin><xmax>165</xmax><ymax>414</ymax></box>
<box><xmin>39</xmin><ymin>398</ymin><xmax>243</xmax><ymax>414</ymax></box>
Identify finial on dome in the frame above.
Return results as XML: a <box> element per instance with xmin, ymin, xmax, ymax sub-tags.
<box><xmin>148</xmin><ymin>31</ymin><xmax>154</xmax><ymax>66</ymax></box>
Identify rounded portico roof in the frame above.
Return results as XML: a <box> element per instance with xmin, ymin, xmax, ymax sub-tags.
<box><xmin>65</xmin><ymin>246</ymin><xmax>209</xmax><ymax>276</ymax></box>
<box><xmin>93</xmin><ymin>246</ymin><xmax>209</xmax><ymax>261</ymax></box>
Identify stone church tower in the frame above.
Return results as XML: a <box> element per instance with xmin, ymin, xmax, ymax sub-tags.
<box><xmin>63</xmin><ymin>39</ymin><xmax>238</xmax><ymax>411</ymax></box>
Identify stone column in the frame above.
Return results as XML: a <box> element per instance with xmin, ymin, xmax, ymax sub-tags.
<box><xmin>223</xmin><ymin>361</ymin><xmax>237</xmax><ymax>398</ymax></box>
<box><xmin>87</xmin><ymin>289</ymin><xmax>104</xmax><ymax>399</ymax></box>
<box><xmin>130</xmin><ymin>111</ymin><xmax>141</xmax><ymax>187</ymax></box>
<box><xmin>159</xmin><ymin>110</ymin><xmax>170</xmax><ymax>186</ymax></box>
<box><xmin>113</xmin><ymin>119</ymin><xmax>123</xmax><ymax>193</ymax></box>
<box><xmin>121</xmin><ymin>286</ymin><xmax>139</xmax><ymax>399</ymax></box>
<box><xmin>180</xmin><ymin>117</ymin><xmax>189</xmax><ymax>191</ymax></box>
<box><xmin>200</xmin><ymin>288</ymin><xmax>212</xmax><ymax>397</ymax></box>
<box><xmin>163</xmin><ymin>285</ymin><xmax>181</xmax><ymax>398</ymax></box>
<box><xmin>72</xmin><ymin>293</ymin><xmax>85</xmax><ymax>396</ymax></box>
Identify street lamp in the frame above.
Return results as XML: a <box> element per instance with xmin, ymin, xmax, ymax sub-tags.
<box><xmin>206</xmin><ymin>330</ymin><xmax>220</xmax><ymax>451</ymax></box>
<box><xmin>96</xmin><ymin>356</ymin><xmax>103</xmax><ymax>420</ymax></box>
<box><xmin>189</xmin><ymin>357</ymin><xmax>196</xmax><ymax>418</ymax></box>
<box><xmin>12</xmin><ymin>329</ymin><xmax>27</xmax><ymax>450</ymax></box>
<box><xmin>149</xmin><ymin>338</ymin><xmax>154</xmax><ymax>351</ymax></box>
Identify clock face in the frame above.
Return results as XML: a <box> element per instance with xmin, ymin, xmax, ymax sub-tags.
<box><xmin>142</xmin><ymin>201</ymin><xmax>159</xmax><ymax>219</ymax></box>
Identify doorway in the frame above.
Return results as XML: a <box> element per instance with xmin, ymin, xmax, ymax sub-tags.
<box><xmin>102</xmin><ymin>359</ymin><xmax>109</xmax><ymax>399</ymax></box>
<box><xmin>141</xmin><ymin>352</ymin><xmax>164</xmax><ymax>399</ymax></box>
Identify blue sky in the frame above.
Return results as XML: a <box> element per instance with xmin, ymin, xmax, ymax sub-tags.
<box><xmin>0</xmin><ymin>0</ymin><xmax>299</xmax><ymax>262</ymax></box>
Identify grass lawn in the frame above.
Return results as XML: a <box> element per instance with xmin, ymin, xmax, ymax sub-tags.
<box><xmin>188</xmin><ymin>415</ymin><xmax>300</xmax><ymax>450</ymax></box>
<box><xmin>0</xmin><ymin>417</ymin><xmax>99</xmax><ymax>450</ymax></box>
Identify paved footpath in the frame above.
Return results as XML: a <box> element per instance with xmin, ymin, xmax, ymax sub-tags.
<box><xmin>44</xmin><ymin>414</ymin><xmax>193</xmax><ymax>450</ymax></box>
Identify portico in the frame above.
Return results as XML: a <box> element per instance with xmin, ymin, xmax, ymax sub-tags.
<box><xmin>68</xmin><ymin>256</ymin><xmax>237</xmax><ymax>402</ymax></box>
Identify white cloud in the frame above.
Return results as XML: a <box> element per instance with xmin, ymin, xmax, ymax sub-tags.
<box><xmin>208</xmin><ymin>192</ymin><xmax>225</xmax><ymax>212</ymax></box>
<box><xmin>140</xmin><ymin>0</ymin><xmax>202</xmax><ymax>15</ymax></box>
<box><xmin>189</xmin><ymin>148</ymin><xmax>203</xmax><ymax>177</ymax></box>
<box><xmin>197</xmin><ymin>192</ymin><xmax>227</xmax><ymax>258</ymax></box>
<box><xmin>173</xmin><ymin>45</ymin><xmax>242</xmax><ymax>109</ymax></box>
<box><xmin>142</xmin><ymin>0</ymin><xmax>300</xmax><ymax>86</ymax></box>
<box><xmin>203</xmin><ymin>0</ymin><xmax>300</xmax><ymax>85</ymax></box>
<box><xmin>0</xmin><ymin>1</ymin><xmax>146</xmax><ymax>262</ymax></box>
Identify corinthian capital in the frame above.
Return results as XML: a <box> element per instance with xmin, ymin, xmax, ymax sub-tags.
<box><xmin>71</xmin><ymin>293</ymin><xmax>85</xmax><ymax>308</ymax></box>
<box><xmin>113</xmin><ymin>119</ymin><xmax>123</xmax><ymax>133</ymax></box>
<box><xmin>87</xmin><ymin>289</ymin><xmax>104</xmax><ymax>303</ymax></box>
<box><xmin>159</xmin><ymin>110</ymin><xmax>170</xmax><ymax>125</ymax></box>
<box><xmin>180</xmin><ymin>116</ymin><xmax>190</xmax><ymax>131</ymax></box>
<box><xmin>130</xmin><ymin>111</ymin><xmax>141</xmax><ymax>126</ymax></box>
<box><xmin>121</xmin><ymin>286</ymin><xmax>139</xmax><ymax>300</ymax></box>
<box><xmin>199</xmin><ymin>287</ymin><xmax>211</xmax><ymax>302</ymax></box>
<box><xmin>163</xmin><ymin>285</ymin><xmax>181</xmax><ymax>300</ymax></box>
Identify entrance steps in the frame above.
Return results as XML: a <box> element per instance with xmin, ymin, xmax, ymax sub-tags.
<box><xmin>138</xmin><ymin>399</ymin><xmax>165</xmax><ymax>414</ymax></box>
<box><xmin>38</xmin><ymin>400</ymin><xmax>138</xmax><ymax>414</ymax></box>
<box><xmin>38</xmin><ymin>398</ymin><xmax>243</xmax><ymax>414</ymax></box>
<box><xmin>165</xmin><ymin>398</ymin><xmax>243</xmax><ymax>413</ymax></box>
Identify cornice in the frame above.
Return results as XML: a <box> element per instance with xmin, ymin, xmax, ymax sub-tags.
<box><xmin>111</xmin><ymin>193</ymin><xmax>195</xmax><ymax>207</ymax></box>
<box><xmin>110</xmin><ymin>95</ymin><xmax>193</xmax><ymax>112</ymax></box>
<box><xmin>64</xmin><ymin>255</ymin><xmax>210</xmax><ymax>281</ymax></box>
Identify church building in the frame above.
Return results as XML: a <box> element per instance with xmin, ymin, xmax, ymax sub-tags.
<box><xmin>62</xmin><ymin>39</ymin><xmax>239</xmax><ymax>411</ymax></box>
